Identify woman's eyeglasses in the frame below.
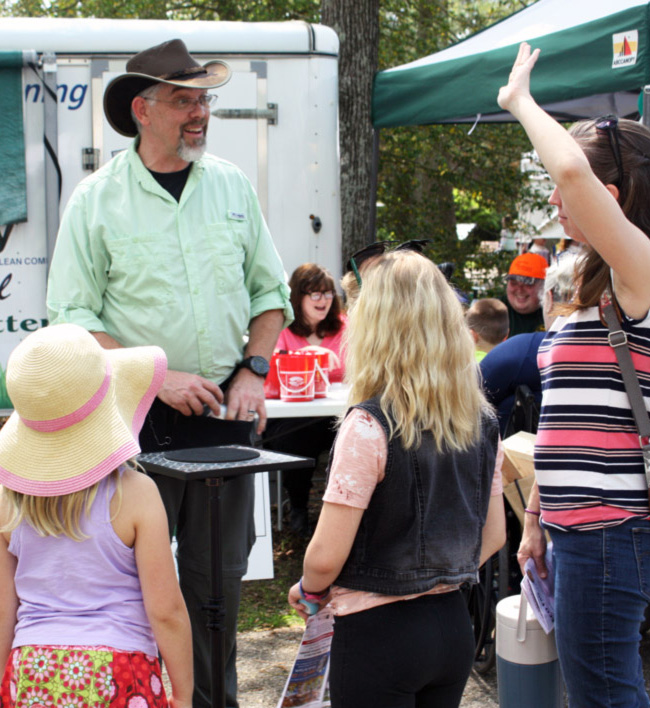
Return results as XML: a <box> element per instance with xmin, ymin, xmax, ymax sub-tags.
<box><xmin>346</xmin><ymin>239</ymin><xmax>432</xmax><ymax>287</ymax></box>
<box><xmin>595</xmin><ymin>115</ymin><xmax>625</xmax><ymax>190</ymax></box>
<box><xmin>306</xmin><ymin>291</ymin><xmax>335</xmax><ymax>302</ymax></box>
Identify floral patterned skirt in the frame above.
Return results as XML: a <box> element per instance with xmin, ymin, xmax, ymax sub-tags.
<box><xmin>0</xmin><ymin>645</ymin><xmax>168</xmax><ymax>708</ymax></box>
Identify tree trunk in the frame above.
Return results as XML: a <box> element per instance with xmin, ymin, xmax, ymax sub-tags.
<box><xmin>321</xmin><ymin>0</ymin><xmax>379</xmax><ymax>267</ymax></box>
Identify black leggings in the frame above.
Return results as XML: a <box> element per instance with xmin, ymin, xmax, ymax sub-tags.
<box><xmin>329</xmin><ymin>590</ymin><xmax>474</xmax><ymax>708</ymax></box>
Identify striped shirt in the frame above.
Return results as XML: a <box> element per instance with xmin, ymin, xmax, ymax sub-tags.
<box><xmin>535</xmin><ymin>305</ymin><xmax>650</xmax><ymax>531</ymax></box>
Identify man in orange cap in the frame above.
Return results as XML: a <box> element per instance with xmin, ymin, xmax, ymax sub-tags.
<box><xmin>501</xmin><ymin>252</ymin><xmax>548</xmax><ymax>337</ymax></box>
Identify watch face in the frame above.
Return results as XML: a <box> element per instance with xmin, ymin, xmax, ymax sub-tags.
<box><xmin>248</xmin><ymin>356</ymin><xmax>270</xmax><ymax>377</ymax></box>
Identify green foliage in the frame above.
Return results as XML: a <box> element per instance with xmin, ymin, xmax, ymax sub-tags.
<box><xmin>376</xmin><ymin>0</ymin><xmax>537</xmax><ymax>290</ymax></box>
<box><xmin>0</xmin><ymin>0</ymin><xmax>321</xmax><ymax>19</ymax></box>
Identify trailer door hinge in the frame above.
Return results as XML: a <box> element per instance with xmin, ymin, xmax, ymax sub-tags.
<box><xmin>82</xmin><ymin>147</ymin><xmax>100</xmax><ymax>172</ymax></box>
<box><xmin>213</xmin><ymin>103</ymin><xmax>278</xmax><ymax>125</ymax></box>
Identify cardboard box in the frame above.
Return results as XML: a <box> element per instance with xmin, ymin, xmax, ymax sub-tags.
<box><xmin>501</xmin><ymin>431</ymin><xmax>536</xmax><ymax>484</ymax></box>
<box><xmin>504</xmin><ymin>475</ymin><xmax>536</xmax><ymax>528</ymax></box>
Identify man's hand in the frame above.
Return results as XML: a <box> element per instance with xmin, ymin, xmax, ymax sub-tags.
<box><xmin>158</xmin><ymin>369</ymin><xmax>224</xmax><ymax>417</ymax></box>
<box><xmin>224</xmin><ymin>368</ymin><xmax>267</xmax><ymax>434</ymax></box>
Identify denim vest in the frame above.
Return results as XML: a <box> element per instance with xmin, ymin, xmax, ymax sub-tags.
<box><xmin>330</xmin><ymin>398</ymin><xmax>499</xmax><ymax>595</ymax></box>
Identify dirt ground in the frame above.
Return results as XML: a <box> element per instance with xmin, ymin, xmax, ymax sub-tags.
<box><xmin>164</xmin><ymin>627</ymin><xmax>650</xmax><ymax>707</ymax></box>
<box><xmin>235</xmin><ymin>625</ymin><xmax>500</xmax><ymax>707</ymax></box>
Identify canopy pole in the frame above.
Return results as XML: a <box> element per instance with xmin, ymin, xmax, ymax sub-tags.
<box><xmin>643</xmin><ymin>86</ymin><xmax>650</xmax><ymax>128</ymax></box>
<box><xmin>42</xmin><ymin>51</ymin><xmax>59</xmax><ymax>275</ymax></box>
<box><xmin>368</xmin><ymin>128</ymin><xmax>380</xmax><ymax>243</ymax></box>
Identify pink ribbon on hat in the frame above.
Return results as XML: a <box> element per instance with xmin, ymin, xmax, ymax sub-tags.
<box><xmin>20</xmin><ymin>361</ymin><xmax>112</xmax><ymax>433</ymax></box>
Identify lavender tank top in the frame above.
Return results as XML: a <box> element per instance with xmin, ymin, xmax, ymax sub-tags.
<box><xmin>9</xmin><ymin>472</ymin><xmax>157</xmax><ymax>655</ymax></box>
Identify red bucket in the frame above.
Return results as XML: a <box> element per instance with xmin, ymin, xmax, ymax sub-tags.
<box><xmin>264</xmin><ymin>352</ymin><xmax>282</xmax><ymax>399</ymax></box>
<box><xmin>277</xmin><ymin>352</ymin><xmax>316</xmax><ymax>402</ymax></box>
<box><xmin>313</xmin><ymin>351</ymin><xmax>330</xmax><ymax>398</ymax></box>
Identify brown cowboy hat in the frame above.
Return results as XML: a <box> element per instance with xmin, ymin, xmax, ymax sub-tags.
<box><xmin>103</xmin><ymin>38</ymin><xmax>231</xmax><ymax>137</ymax></box>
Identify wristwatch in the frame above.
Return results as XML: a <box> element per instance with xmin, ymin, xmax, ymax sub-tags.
<box><xmin>237</xmin><ymin>355</ymin><xmax>270</xmax><ymax>379</ymax></box>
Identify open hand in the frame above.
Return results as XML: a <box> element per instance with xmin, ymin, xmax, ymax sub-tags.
<box><xmin>497</xmin><ymin>42</ymin><xmax>540</xmax><ymax>113</ymax></box>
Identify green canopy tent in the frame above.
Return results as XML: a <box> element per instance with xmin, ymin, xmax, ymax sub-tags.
<box><xmin>373</xmin><ymin>0</ymin><xmax>650</xmax><ymax>127</ymax></box>
<box><xmin>0</xmin><ymin>51</ymin><xmax>28</xmax><ymax>231</ymax></box>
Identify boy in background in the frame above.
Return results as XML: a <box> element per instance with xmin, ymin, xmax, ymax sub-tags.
<box><xmin>466</xmin><ymin>298</ymin><xmax>509</xmax><ymax>362</ymax></box>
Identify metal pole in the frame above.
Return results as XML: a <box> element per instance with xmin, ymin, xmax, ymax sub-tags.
<box><xmin>207</xmin><ymin>477</ymin><xmax>226</xmax><ymax>708</ymax></box>
<box><xmin>643</xmin><ymin>86</ymin><xmax>650</xmax><ymax>128</ymax></box>
<box><xmin>41</xmin><ymin>52</ymin><xmax>59</xmax><ymax>275</ymax></box>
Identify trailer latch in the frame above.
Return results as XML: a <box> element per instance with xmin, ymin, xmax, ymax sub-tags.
<box><xmin>213</xmin><ymin>103</ymin><xmax>278</xmax><ymax>125</ymax></box>
<box><xmin>82</xmin><ymin>148</ymin><xmax>100</xmax><ymax>172</ymax></box>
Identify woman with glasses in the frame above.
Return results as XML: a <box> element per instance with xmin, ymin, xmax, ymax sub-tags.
<box><xmin>265</xmin><ymin>263</ymin><xmax>347</xmax><ymax>535</ymax></box>
<box><xmin>275</xmin><ymin>263</ymin><xmax>346</xmax><ymax>380</ymax></box>
<box><xmin>288</xmin><ymin>251</ymin><xmax>505</xmax><ymax>708</ymax></box>
<box><xmin>501</xmin><ymin>43</ymin><xmax>650</xmax><ymax>707</ymax></box>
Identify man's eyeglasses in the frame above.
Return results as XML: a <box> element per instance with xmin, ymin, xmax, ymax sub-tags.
<box><xmin>595</xmin><ymin>115</ymin><xmax>625</xmax><ymax>190</ymax></box>
<box><xmin>145</xmin><ymin>94</ymin><xmax>217</xmax><ymax>112</ymax></box>
<box><xmin>306</xmin><ymin>291</ymin><xmax>335</xmax><ymax>302</ymax></box>
<box><xmin>346</xmin><ymin>239</ymin><xmax>432</xmax><ymax>287</ymax></box>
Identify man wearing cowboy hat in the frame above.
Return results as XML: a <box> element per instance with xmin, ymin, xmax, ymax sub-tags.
<box><xmin>46</xmin><ymin>38</ymin><xmax>293</xmax><ymax>708</ymax></box>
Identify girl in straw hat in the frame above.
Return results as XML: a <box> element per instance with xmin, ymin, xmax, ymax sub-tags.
<box><xmin>0</xmin><ymin>324</ymin><xmax>192</xmax><ymax>707</ymax></box>
<box><xmin>288</xmin><ymin>251</ymin><xmax>505</xmax><ymax>708</ymax></box>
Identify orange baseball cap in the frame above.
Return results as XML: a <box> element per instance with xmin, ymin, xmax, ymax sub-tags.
<box><xmin>507</xmin><ymin>253</ymin><xmax>547</xmax><ymax>281</ymax></box>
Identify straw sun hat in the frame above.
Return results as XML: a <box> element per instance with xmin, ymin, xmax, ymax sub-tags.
<box><xmin>0</xmin><ymin>324</ymin><xmax>167</xmax><ymax>496</ymax></box>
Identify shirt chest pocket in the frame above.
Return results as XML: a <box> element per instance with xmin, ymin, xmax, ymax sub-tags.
<box><xmin>198</xmin><ymin>223</ymin><xmax>247</xmax><ymax>295</ymax></box>
<box><xmin>107</xmin><ymin>236</ymin><xmax>176</xmax><ymax>307</ymax></box>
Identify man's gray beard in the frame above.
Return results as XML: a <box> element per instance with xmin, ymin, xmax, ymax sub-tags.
<box><xmin>177</xmin><ymin>137</ymin><xmax>206</xmax><ymax>162</ymax></box>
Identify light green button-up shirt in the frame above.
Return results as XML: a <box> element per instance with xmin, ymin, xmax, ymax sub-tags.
<box><xmin>47</xmin><ymin>141</ymin><xmax>293</xmax><ymax>383</ymax></box>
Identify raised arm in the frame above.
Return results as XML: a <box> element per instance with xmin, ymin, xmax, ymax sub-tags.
<box><xmin>498</xmin><ymin>43</ymin><xmax>650</xmax><ymax>317</ymax></box>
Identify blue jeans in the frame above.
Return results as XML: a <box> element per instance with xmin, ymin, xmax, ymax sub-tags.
<box><xmin>549</xmin><ymin>520</ymin><xmax>650</xmax><ymax>708</ymax></box>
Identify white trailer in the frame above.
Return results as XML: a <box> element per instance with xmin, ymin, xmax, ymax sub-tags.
<box><xmin>0</xmin><ymin>17</ymin><xmax>341</xmax><ymax>579</ymax></box>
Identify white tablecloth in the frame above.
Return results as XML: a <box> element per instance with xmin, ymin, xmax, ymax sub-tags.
<box><xmin>264</xmin><ymin>383</ymin><xmax>350</xmax><ymax>419</ymax></box>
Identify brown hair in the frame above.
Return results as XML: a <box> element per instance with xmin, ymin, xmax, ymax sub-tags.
<box><xmin>288</xmin><ymin>263</ymin><xmax>343</xmax><ymax>338</ymax></box>
<box><xmin>466</xmin><ymin>298</ymin><xmax>509</xmax><ymax>345</ymax></box>
<box><xmin>568</xmin><ymin>118</ymin><xmax>650</xmax><ymax>310</ymax></box>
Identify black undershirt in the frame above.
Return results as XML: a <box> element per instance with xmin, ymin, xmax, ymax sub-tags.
<box><xmin>148</xmin><ymin>163</ymin><xmax>192</xmax><ymax>202</ymax></box>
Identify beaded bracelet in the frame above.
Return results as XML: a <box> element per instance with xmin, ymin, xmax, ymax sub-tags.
<box><xmin>298</xmin><ymin>578</ymin><xmax>330</xmax><ymax>616</ymax></box>
<box><xmin>524</xmin><ymin>508</ymin><xmax>541</xmax><ymax>516</ymax></box>
<box><xmin>299</xmin><ymin>577</ymin><xmax>330</xmax><ymax>601</ymax></box>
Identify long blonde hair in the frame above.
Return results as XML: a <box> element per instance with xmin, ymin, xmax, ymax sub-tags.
<box><xmin>344</xmin><ymin>250</ymin><xmax>487</xmax><ymax>451</ymax></box>
<box><xmin>0</xmin><ymin>468</ymin><xmax>123</xmax><ymax>541</ymax></box>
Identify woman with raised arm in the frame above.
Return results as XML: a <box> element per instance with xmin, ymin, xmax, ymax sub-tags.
<box><xmin>501</xmin><ymin>43</ymin><xmax>650</xmax><ymax>707</ymax></box>
<box><xmin>287</xmin><ymin>250</ymin><xmax>505</xmax><ymax>708</ymax></box>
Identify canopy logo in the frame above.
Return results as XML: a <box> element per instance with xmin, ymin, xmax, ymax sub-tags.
<box><xmin>612</xmin><ymin>30</ymin><xmax>638</xmax><ymax>68</ymax></box>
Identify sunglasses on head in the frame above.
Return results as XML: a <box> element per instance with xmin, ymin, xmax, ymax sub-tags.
<box><xmin>595</xmin><ymin>115</ymin><xmax>625</xmax><ymax>190</ymax></box>
<box><xmin>346</xmin><ymin>239</ymin><xmax>432</xmax><ymax>287</ymax></box>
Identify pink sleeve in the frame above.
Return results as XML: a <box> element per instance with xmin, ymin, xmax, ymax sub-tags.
<box><xmin>323</xmin><ymin>408</ymin><xmax>387</xmax><ymax>509</ymax></box>
<box><xmin>492</xmin><ymin>437</ymin><xmax>505</xmax><ymax>496</ymax></box>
